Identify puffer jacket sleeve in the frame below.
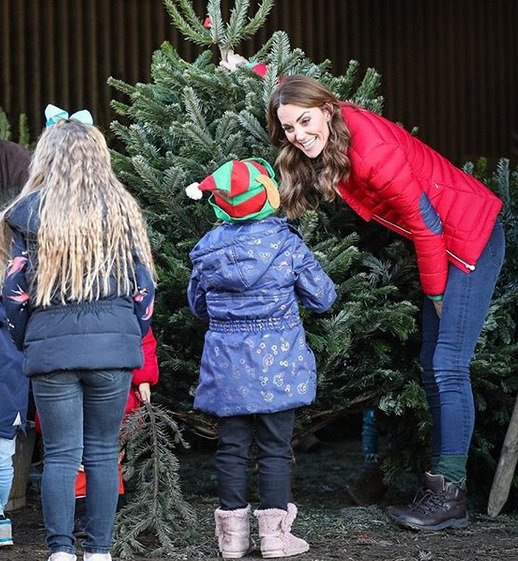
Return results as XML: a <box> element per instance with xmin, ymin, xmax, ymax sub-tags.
<box><xmin>131</xmin><ymin>327</ymin><xmax>159</xmax><ymax>386</ymax></box>
<box><xmin>357</xmin><ymin>142</ymin><xmax>448</xmax><ymax>296</ymax></box>
<box><xmin>132</xmin><ymin>257</ymin><xmax>155</xmax><ymax>336</ymax></box>
<box><xmin>187</xmin><ymin>264</ymin><xmax>208</xmax><ymax>320</ymax></box>
<box><xmin>292</xmin><ymin>238</ymin><xmax>337</xmax><ymax>313</ymax></box>
<box><xmin>2</xmin><ymin>229</ymin><xmax>30</xmax><ymax>349</ymax></box>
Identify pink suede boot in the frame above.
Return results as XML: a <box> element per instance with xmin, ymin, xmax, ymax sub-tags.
<box><xmin>254</xmin><ymin>503</ymin><xmax>309</xmax><ymax>558</ymax></box>
<box><xmin>214</xmin><ymin>505</ymin><xmax>254</xmax><ymax>559</ymax></box>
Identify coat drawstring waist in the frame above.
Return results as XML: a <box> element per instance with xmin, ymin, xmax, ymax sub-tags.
<box><xmin>209</xmin><ymin>316</ymin><xmax>301</xmax><ymax>333</ymax></box>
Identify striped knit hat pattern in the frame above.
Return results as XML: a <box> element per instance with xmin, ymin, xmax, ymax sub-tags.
<box><xmin>185</xmin><ymin>158</ymin><xmax>280</xmax><ymax>222</ymax></box>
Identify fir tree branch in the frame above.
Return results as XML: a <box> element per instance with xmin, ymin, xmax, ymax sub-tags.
<box><xmin>112</xmin><ymin>403</ymin><xmax>196</xmax><ymax>559</ymax></box>
<box><xmin>226</xmin><ymin>0</ymin><xmax>250</xmax><ymax>47</ymax></box>
<box><xmin>107</xmin><ymin>76</ymin><xmax>137</xmax><ymax>98</ymax></box>
<box><xmin>0</xmin><ymin>107</ymin><xmax>11</xmax><ymax>140</ymax></box>
<box><xmin>18</xmin><ymin>114</ymin><xmax>31</xmax><ymax>148</ymax></box>
<box><xmin>242</xmin><ymin>0</ymin><xmax>275</xmax><ymax>38</ymax></box>
<box><xmin>182</xmin><ymin>87</ymin><xmax>209</xmax><ymax>132</ymax></box>
<box><xmin>268</xmin><ymin>31</ymin><xmax>292</xmax><ymax>69</ymax></box>
<box><xmin>163</xmin><ymin>0</ymin><xmax>212</xmax><ymax>46</ymax></box>
<box><xmin>165</xmin><ymin>0</ymin><xmax>206</xmax><ymax>32</ymax></box>
<box><xmin>237</xmin><ymin>110</ymin><xmax>269</xmax><ymax>143</ymax></box>
<box><xmin>207</xmin><ymin>0</ymin><xmax>226</xmax><ymax>48</ymax></box>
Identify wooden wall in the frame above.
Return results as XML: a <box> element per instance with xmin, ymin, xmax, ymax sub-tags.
<box><xmin>1</xmin><ymin>0</ymin><xmax>516</xmax><ymax>162</ymax></box>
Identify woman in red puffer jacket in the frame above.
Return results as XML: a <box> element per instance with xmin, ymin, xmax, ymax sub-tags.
<box><xmin>267</xmin><ymin>74</ymin><xmax>505</xmax><ymax>532</ymax></box>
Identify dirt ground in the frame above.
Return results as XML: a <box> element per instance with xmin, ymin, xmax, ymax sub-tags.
<box><xmin>4</xmin><ymin>439</ymin><xmax>518</xmax><ymax>561</ymax></box>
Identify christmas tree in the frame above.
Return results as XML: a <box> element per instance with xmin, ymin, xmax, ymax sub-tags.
<box><xmin>108</xmin><ymin>0</ymin><xmax>424</xmax><ymax>445</ymax></box>
<box><xmin>108</xmin><ymin>0</ymin><xmax>518</xmax><ymax>531</ymax></box>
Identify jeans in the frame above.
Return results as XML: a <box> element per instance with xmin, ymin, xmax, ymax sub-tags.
<box><xmin>216</xmin><ymin>409</ymin><xmax>295</xmax><ymax>510</ymax></box>
<box><xmin>32</xmin><ymin>369</ymin><xmax>131</xmax><ymax>555</ymax></box>
<box><xmin>420</xmin><ymin>220</ymin><xmax>505</xmax><ymax>457</ymax></box>
<box><xmin>0</xmin><ymin>437</ymin><xmax>16</xmax><ymax>515</ymax></box>
<box><xmin>361</xmin><ymin>409</ymin><xmax>379</xmax><ymax>468</ymax></box>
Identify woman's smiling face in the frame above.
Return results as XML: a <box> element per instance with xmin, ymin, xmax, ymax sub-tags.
<box><xmin>276</xmin><ymin>103</ymin><xmax>330</xmax><ymax>158</ymax></box>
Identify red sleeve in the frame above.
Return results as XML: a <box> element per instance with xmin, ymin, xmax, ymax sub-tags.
<box><xmin>131</xmin><ymin>328</ymin><xmax>159</xmax><ymax>386</ymax></box>
<box><xmin>357</xmin><ymin>142</ymin><xmax>448</xmax><ymax>296</ymax></box>
<box><xmin>34</xmin><ymin>411</ymin><xmax>42</xmax><ymax>434</ymax></box>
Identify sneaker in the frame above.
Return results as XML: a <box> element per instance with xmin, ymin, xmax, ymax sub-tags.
<box><xmin>48</xmin><ymin>553</ymin><xmax>77</xmax><ymax>561</ymax></box>
<box><xmin>387</xmin><ymin>472</ymin><xmax>468</xmax><ymax>531</ymax></box>
<box><xmin>0</xmin><ymin>515</ymin><xmax>13</xmax><ymax>547</ymax></box>
<box><xmin>83</xmin><ymin>553</ymin><xmax>112</xmax><ymax>561</ymax></box>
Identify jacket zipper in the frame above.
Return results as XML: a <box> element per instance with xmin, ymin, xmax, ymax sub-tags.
<box><xmin>372</xmin><ymin>214</ymin><xmax>476</xmax><ymax>271</ymax></box>
<box><xmin>373</xmin><ymin>214</ymin><xmax>411</xmax><ymax>235</ymax></box>
<box><xmin>445</xmin><ymin>250</ymin><xmax>475</xmax><ymax>271</ymax></box>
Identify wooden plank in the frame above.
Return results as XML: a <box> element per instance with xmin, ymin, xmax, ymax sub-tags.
<box><xmin>488</xmin><ymin>392</ymin><xmax>518</xmax><ymax>517</ymax></box>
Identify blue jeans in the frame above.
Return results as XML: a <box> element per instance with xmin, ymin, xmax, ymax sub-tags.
<box><xmin>0</xmin><ymin>437</ymin><xmax>16</xmax><ymax>515</ymax></box>
<box><xmin>420</xmin><ymin>220</ymin><xmax>505</xmax><ymax>457</ymax></box>
<box><xmin>216</xmin><ymin>409</ymin><xmax>295</xmax><ymax>510</ymax></box>
<box><xmin>32</xmin><ymin>369</ymin><xmax>131</xmax><ymax>555</ymax></box>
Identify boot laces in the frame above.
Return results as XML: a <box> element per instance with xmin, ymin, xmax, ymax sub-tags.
<box><xmin>411</xmin><ymin>488</ymin><xmax>448</xmax><ymax>514</ymax></box>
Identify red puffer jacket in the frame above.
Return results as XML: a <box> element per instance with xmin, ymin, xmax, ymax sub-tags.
<box><xmin>337</xmin><ymin>103</ymin><xmax>503</xmax><ymax>296</ymax></box>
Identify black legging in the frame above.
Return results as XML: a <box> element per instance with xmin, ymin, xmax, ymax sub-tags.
<box><xmin>216</xmin><ymin>409</ymin><xmax>295</xmax><ymax>510</ymax></box>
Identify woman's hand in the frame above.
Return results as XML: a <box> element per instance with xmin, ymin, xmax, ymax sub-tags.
<box><xmin>219</xmin><ymin>50</ymin><xmax>249</xmax><ymax>71</ymax></box>
<box><xmin>433</xmin><ymin>300</ymin><xmax>443</xmax><ymax>318</ymax></box>
<box><xmin>137</xmin><ymin>382</ymin><xmax>151</xmax><ymax>403</ymax></box>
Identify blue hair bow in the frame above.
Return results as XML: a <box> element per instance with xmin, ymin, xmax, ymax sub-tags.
<box><xmin>45</xmin><ymin>104</ymin><xmax>94</xmax><ymax>128</ymax></box>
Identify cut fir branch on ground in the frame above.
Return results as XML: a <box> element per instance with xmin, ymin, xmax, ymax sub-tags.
<box><xmin>113</xmin><ymin>403</ymin><xmax>196</xmax><ymax>559</ymax></box>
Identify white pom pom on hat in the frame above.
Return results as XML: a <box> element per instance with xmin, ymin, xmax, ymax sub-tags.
<box><xmin>185</xmin><ymin>182</ymin><xmax>203</xmax><ymax>200</ymax></box>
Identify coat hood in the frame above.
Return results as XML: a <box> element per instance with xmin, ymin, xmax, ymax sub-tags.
<box><xmin>6</xmin><ymin>191</ymin><xmax>40</xmax><ymax>235</ymax></box>
<box><xmin>189</xmin><ymin>217</ymin><xmax>301</xmax><ymax>291</ymax></box>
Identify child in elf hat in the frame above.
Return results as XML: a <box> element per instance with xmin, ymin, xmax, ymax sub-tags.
<box><xmin>186</xmin><ymin>158</ymin><xmax>336</xmax><ymax>559</ymax></box>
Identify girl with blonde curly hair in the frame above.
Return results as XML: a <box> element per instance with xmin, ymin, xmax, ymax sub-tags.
<box><xmin>0</xmin><ymin>107</ymin><xmax>155</xmax><ymax>561</ymax></box>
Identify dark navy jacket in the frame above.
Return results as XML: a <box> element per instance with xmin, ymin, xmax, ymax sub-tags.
<box><xmin>0</xmin><ymin>299</ymin><xmax>28</xmax><ymax>439</ymax></box>
<box><xmin>188</xmin><ymin>217</ymin><xmax>336</xmax><ymax>416</ymax></box>
<box><xmin>2</xmin><ymin>192</ymin><xmax>155</xmax><ymax>376</ymax></box>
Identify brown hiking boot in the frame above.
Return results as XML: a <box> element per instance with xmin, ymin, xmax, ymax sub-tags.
<box><xmin>386</xmin><ymin>472</ymin><xmax>468</xmax><ymax>531</ymax></box>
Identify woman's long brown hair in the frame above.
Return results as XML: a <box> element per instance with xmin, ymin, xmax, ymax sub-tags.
<box><xmin>267</xmin><ymin>75</ymin><xmax>351</xmax><ymax>218</ymax></box>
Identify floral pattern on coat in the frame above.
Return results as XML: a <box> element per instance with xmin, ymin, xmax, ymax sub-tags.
<box><xmin>188</xmin><ymin>217</ymin><xmax>336</xmax><ymax>416</ymax></box>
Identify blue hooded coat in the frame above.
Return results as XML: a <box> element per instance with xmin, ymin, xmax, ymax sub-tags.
<box><xmin>0</xmin><ymin>299</ymin><xmax>27</xmax><ymax>439</ymax></box>
<box><xmin>2</xmin><ymin>191</ymin><xmax>155</xmax><ymax>376</ymax></box>
<box><xmin>188</xmin><ymin>217</ymin><xmax>336</xmax><ymax>416</ymax></box>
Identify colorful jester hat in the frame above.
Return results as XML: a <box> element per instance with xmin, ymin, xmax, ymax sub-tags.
<box><xmin>185</xmin><ymin>158</ymin><xmax>280</xmax><ymax>222</ymax></box>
